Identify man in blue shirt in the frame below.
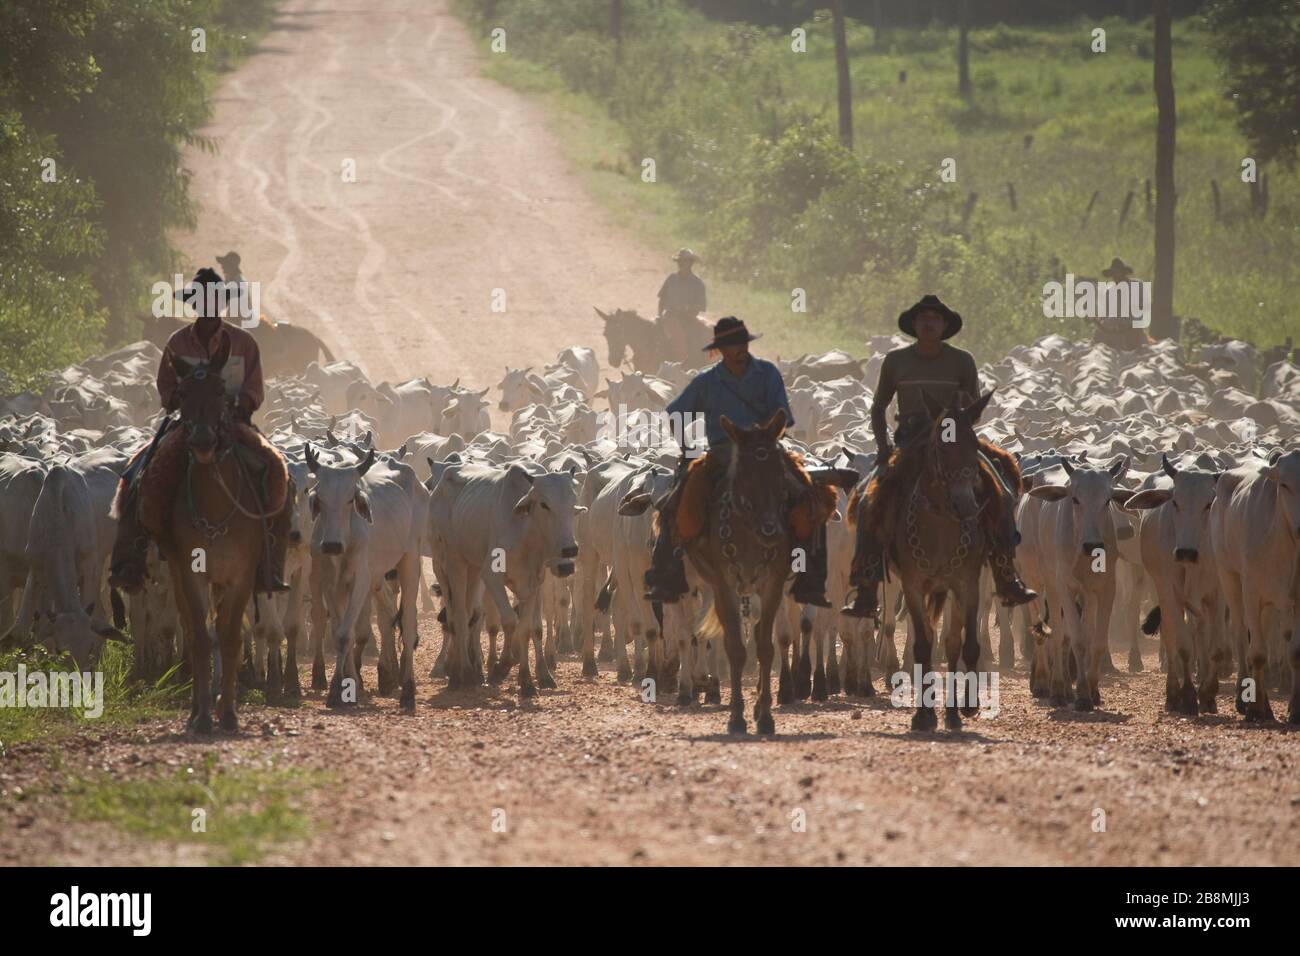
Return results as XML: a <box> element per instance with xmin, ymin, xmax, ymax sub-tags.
<box><xmin>644</xmin><ymin>316</ymin><xmax>833</xmax><ymax>608</ymax></box>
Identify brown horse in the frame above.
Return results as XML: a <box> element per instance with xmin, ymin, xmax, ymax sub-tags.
<box><xmin>688</xmin><ymin>410</ymin><xmax>798</xmax><ymax>735</ymax></box>
<box><xmin>158</xmin><ymin>337</ymin><xmax>269</xmax><ymax>735</ymax></box>
<box><xmin>888</xmin><ymin>391</ymin><xmax>998</xmax><ymax>732</ymax></box>
<box><xmin>596</xmin><ymin>307</ymin><xmax>670</xmax><ymax>374</ymax></box>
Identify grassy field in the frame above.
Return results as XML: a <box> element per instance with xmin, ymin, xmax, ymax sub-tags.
<box><xmin>458</xmin><ymin>2</ymin><xmax>1298</xmax><ymax>361</ymax></box>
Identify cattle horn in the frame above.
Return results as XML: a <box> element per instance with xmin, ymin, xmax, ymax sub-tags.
<box><xmin>304</xmin><ymin>443</ymin><xmax>320</xmax><ymax>474</ymax></box>
<box><xmin>357</xmin><ymin>447</ymin><xmax>376</xmax><ymax>476</ymax></box>
<box><xmin>1161</xmin><ymin>453</ymin><xmax>1178</xmax><ymax>479</ymax></box>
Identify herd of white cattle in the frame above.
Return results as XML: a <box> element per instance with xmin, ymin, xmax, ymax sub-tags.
<box><xmin>2</xmin><ymin>328</ymin><xmax>1299</xmax><ymax>724</ymax></box>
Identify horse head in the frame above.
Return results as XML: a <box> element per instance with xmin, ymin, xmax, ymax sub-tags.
<box><xmin>719</xmin><ymin>409</ymin><xmax>791</xmax><ymax>543</ymax></box>
<box><xmin>595</xmin><ymin>307</ymin><xmax>627</xmax><ymax>368</ymax></box>
<box><xmin>170</xmin><ymin>333</ymin><xmax>233</xmax><ymax>464</ymax></box>
<box><xmin>920</xmin><ymin>389</ymin><xmax>995</xmax><ymax>520</ymax></box>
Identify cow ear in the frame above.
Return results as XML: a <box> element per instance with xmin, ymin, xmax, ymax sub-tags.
<box><xmin>1027</xmin><ymin>484</ymin><xmax>1069</xmax><ymax>501</ymax></box>
<box><xmin>94</xmin><ymin>623</ymin><xmax>130</xmax><ymax>643</ymax></box>
<box><xmin>763</xmin><ymin>408</ymin><xmax>787</xmax><ymax>441</ymax></box>
<box><xmin>1108</xmin><ymin>455</ymin><xmax>1129</xmax><ymax>481</ymax></box>
<box><xmin>720</xmin><ymin>415</ymin><xmax>742</xmax><ymax>445</ymax></box>
<box><xmin>962</xmin><ymin>390</ymin><xmax>995</xmax><ymax>425</ymax></box>
<box><xmin>1124</xmin><ymin>488</ymin><xmax>1172</xmax><ymax>510</ymax></box>
<box><xmin>618</xmin><ymin>490</ymin><xmax>654</xmax><ymax>516</ymax></box>
<box><xmin>513</xmin><ymin>491</ymin><xmax>534</xmax><ymax>516</ymax></box>
<box><xmin>1112</xmin><ymin>488</ymin><xmax>1138</xmax><ymax>508</ymax></box>
<box><xmin>354</xmin><ymin>490</ymin><xmax>373</xmax><ymax>523</ymax></box>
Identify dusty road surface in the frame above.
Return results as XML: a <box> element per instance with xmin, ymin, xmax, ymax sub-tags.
<box><xmin>175</xmin><ymin>0</ymin><xmax>663</xmax><ymax>386</ymax></box>
<box><xmin>3</xmin><ymin>0</ymin><xmax>1298</xmax><ymax>867</ymax></box>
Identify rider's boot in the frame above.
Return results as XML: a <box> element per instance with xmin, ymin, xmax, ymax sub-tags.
<box><xmin>643</xmin><ymin>509</ymin><xmax>689</xmax><ymax>603</ymax></box>
<box><xmin>790</xmin><ymin>527</ymin><xmax>831</xmax><ymax>608</ymax></box>
<box><xmin>108</xmin><ymin>495</ymin><xmax>150</xmax><ymax>594</ymax></box>
<box><xmin>255</xmin><ymin>482</ymin><xmax>292</xmax><ymax>595</ymax></box>
<box><xmin>989</xmin><ymin>505</ymin><xmax>1036</xmax><ymax>607</ymax></box>
<box><xmin>841</xmin><ymin>537</ymin><xmax>884</xmax><ymax>619</ymax></box>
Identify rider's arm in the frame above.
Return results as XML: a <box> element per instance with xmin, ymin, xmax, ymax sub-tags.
<box><xmin>237</xmin><ymin>339</ymin><xmax>265</xmax><ymax>419</ymax></box>
<box><xmin>959</xmin><ymin>351</ymin><xmax>980</xmax><ymax>405</ymax></box>
<box><xmin>657</xmin><ymin>275</ymin><xmax>672</xmax><ymax>315</ymax></box>
<box><xmin>692</xmin><ymin>275</ymin><xmax>706</xmax><ymax>314</ymax></box>
<box><xmin>870</xmin><ymin>353</ymin><xmax>897</xmax><ymax>455</ymax></box>
<box><xmin>765</xmin><ymin>362</ymin><xmax>795</xmax><ymax>430</ymax></box>
<box><xmin>156</xmin><ymin>345</ymin><xmax>180</xmax><ymax>412</ymax></box>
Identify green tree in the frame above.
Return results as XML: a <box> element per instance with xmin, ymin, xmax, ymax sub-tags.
<box><xmin>1206</xmin><ymin>0</ymin><xmax>1300</xmax><ymax>169</ymax></box>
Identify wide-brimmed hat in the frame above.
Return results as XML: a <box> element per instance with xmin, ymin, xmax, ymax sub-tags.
<box><xmin>175</xmin><ymin>267</ymin><xmax>224</xmax><ymax>304</ymax></box>
<box><xmin>898</xmin><ymin>294</ymin><xmax>962</xmax><ymax>339</ymax></box>
<box><xmin>672</xmin><ymin>248</ymin><xmax>700</xmax><ymax>264</ymax></box>
<box><xmin>704</xmin><ymin>316</ymin><xmax>760</xmax><ymax>351</ymax></box>
<box><xmin>216</xmin><ymin>251</ymin><xmax>241</xmax><ymax>273</ymax></box>
<box><xmin>1101</xmin><ymin>256</ymin><xmax>1134</xmax><ymax>281</ymax></box>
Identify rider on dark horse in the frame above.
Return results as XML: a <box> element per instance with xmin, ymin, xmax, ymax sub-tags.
<box><xmin>842</xmin><ymin>294</ymin><xmax>1037</xmax><ymax>618</ymax></box>
<box><xmin>109</xmin><ymin>266</ymin><xmax>290</xmax><ymax>596</ymax></box>
<box><xmin>642</xmin><ymin>316</ymin><xmax>853</xmax><ymax>609</ymax></box>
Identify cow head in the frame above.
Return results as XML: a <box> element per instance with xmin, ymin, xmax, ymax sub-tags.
<box><xmin>1124</xmin><ymin>454</ymin><xmax>1220</xmax><ymax>562</ymax></box>
<box><xmin>497</xmin><ymin>367</ymin><xmax>547</xmax><ymax>413</ymax></box>
<box><xmin>510</xmin><ymin>466</ymin><xmax>586</xmax><ymax>577</ymax></box>
<box><xmin>1028</xmin><ymin>457</ymin><xmax>1130</xmax><ymax>557</ymax></box>
<box><xmin>344</xmin><ymin>380</ymin><xmax>395</xmax><ymax>426</ymax></box>
<box><xmin>305</xmin><ymin>443</ymin><xmax>375</xmax><ymax>555</ymax></box>
<box><xmin>1263</xmin><ymin>449</ymin><xmax>1300</xmax><ymax>537</ymax></box>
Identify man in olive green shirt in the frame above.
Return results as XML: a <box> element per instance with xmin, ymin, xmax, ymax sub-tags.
<box><xmin>843</xmin><ymin>295</ymin><xmax>1036</xmax><ymax>617</ymax></box>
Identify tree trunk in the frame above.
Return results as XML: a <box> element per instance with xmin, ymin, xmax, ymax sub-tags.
<box><xmin>831</xmin><ymin>0</ymin><xmax>853</xmax><ymax>150</ymax></box>
<box><xmin>1152</xmin><ymin>0</ymin><xmax>1177</xmax><ymax>340</ymax></box>
<box><xmin>958</xmin><ymin>0</ymin><xmax>972</xmax><ymax>100</ymax></box>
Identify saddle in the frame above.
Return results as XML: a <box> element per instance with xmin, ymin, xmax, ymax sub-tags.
<box><xmin>849</xmin><ymin>438</ymin><xmax>1021</xmax><ymax>547</ymax></box>
<box><xmin>115</xmin><ymin>423</ymin><xmax>289</xmax><ymax>536</ymax></box>
<box><xmin>671</xmin><ymin>448</ymin><xmax>839</xmax><ymax>545</ymax></box>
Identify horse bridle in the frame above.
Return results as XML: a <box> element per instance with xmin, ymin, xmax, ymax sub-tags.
<box><xmin>716</xmin><ymin>439</ymin><xmax>784</xmax><ymax>576</ymax></box>
<box><xmin>903</xmin><ymin>427</ymin><xmax>982</xmax><ymax>576</ymax></box>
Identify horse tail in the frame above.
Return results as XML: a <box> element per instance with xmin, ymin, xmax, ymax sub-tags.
<box><xmin>926</xmin><ymin>591</ymin><xmax>946</xmax><ymax>626</ymax></box>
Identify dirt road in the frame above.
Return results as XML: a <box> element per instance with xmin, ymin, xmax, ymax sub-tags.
<box><xmin>3</xmin><ymin>0</ymin><xmax>1297</xmax><ymax>867</ymax></box>
<box><xmin>176</xmin><ymin>0</ymin><xmax>661</xmax><ymax>386</ymax></box>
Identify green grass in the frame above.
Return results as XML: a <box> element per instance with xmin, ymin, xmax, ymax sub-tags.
<box><xmin>454</xmin><ymin>2</ymin><xmax>1300</xmax><ymax>358</ymax></box>
<box><xmin>65</xmin><ymin>756</ymin><xmax>326</xmax><ymax>865</ymax></box>
<box><xmin>0</xmin><ymin>643</ymin><xmax>187</xmax><ymax>751</ymax></box>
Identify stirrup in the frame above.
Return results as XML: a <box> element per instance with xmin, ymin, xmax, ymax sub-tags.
<box><xmin>790</xmin><ymin>583</ymin><xmax>831</xmax><ymax>609</ymax></box>
<box><xmin>840</xmin><ymin>584</ymin><xmax>878</xmax><ymax>620</ymax></box>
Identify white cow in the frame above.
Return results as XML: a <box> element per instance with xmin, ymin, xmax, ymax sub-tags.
<box><xmin>1023</xmin><ymin>458</ymin><xmax>1131</xmax><ymax>709</ymax></box>
<box><xmin>306</xmin><ymin>445</ymin><xmax>423</xmax><ymax>711</ymax></box>
<box><xmin>1209</xmin><ymin>450</ymin><xmax>1300</xmax><ymax>723</ymax></box>
<box><xmin>1126</xmin><ymin>456</ymin><xmax>1225</xmax><ymax>714</ymax></box>
<box><xmin>428</xmin><ymin>462</ymin><xmax>585</xmax><ymax>697</ymax></box>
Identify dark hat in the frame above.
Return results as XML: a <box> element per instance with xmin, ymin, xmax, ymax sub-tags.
<box><xmin>1101</xmin><ymin>256</ymin><xmax>1134</xmax><ymax>281</ymax></box>
<box><xmin>672</xmin><ymin>247</ymin><xmax>699</xmax><ymax>264</ymax></box>
<box><xmin>898</xmin><ymin>294</ymin><xmax>962</xmax><ymax>339</ymax></box>
<box><xmin>175</xmin><ymin>267</ymin><xmax>224</xmax><ymax>304</ymax></box>
<box><xmin>703</xmin><ymin>316</ymin><xmax>760</xmax><ymax>351</ymax></box>
<box><xmin>216</xmin><ymin>251</ymin><xmax>241</xmax><ymax>272</ymax></box>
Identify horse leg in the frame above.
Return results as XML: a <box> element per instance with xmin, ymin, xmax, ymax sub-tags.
<box><xmin>905</xmin><ymin>586</ymin><xmax>937</xmax><ymax>732</ymax></box>
<box><xmin>716</xmin><ymin>592</ymin><xmax>747</xmax><ymax>734</ymax></box>
<box><xmin>170</xmin><ymin>554</ymin><xmax>212</xmax><ymax>735</ymax></box>
<box><xmin>942</xmin><ymin>597</ymin><xmax>965</xmax><ymax>730</ymax></box>
<box><xmin>960</xmin><ymin>587</ymin><xmax>983</xmax><ymax>719</ymax></box>
<box><xmin>777</xmin><ymin>616</ymin><xmax>794</xmax><ymax>705</ymax></box>
<box><xmin>753</xmin><ymin>587</ymin><xmax>780</xmax><ymax>735</ymax></box>
<box><xmin>217</xmin><ymin>583</ymin><xmax>251</xmax><ymax>733</ymax></box>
